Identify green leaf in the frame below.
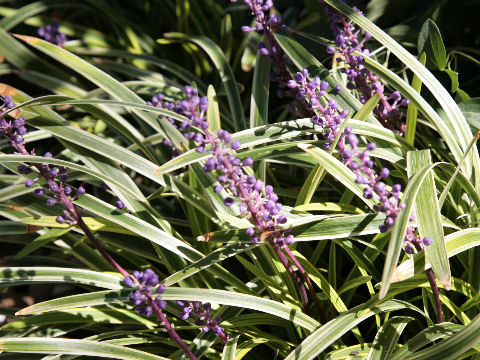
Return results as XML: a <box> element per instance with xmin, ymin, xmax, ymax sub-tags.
<box><xmin>407</xmin><ymin>150</ymin><xmax>450</xmax><ymax>289</ymax></box>
<box><xmin>250</xmin><ymin>51</ymin><xmax>270</xmax><ymax>128</ymax></box>
<box><xmin>273</xmin><ymin>32</ymin><xmax>378</xmax><ymax>124</ymax></box>
<box><xmin>367</xmin><ymin>316</ymin><xmax>414</xmax><ymax>360</ymax></box>
<box><xmin>0</xmin><ymin>154</ymin><xmax>140</xmax><ymax>200</ymax></box>
<box><xmin>221</xmin><ymin>336</ymin><xmax>239</xmax><ymax>360</ymax></box>
<box><xmin>405</xmin><ymin>52</ymin><xmax>426</xmax><ymax>146</ymax></box>
<box><xmin>2</xmin><ymin>307</ymin><xmax>157</xmax><ymax>329</ymax></box>
<box><xmin>390</xmin><ymin>323</ymin><xmax>463</xmax><ymax>360</ymax></box>
<box><xmin>12</xmin><ymin>35</ymin><xmax>183</xmax><ymax>147</ymax></box>
<box><xmin>154</xmin><ymin>117</ymin><xmax>403</xmax><ymax>175</ymax></box>
<box><xmin>297</xmin><ymin>143</ymin><xmax>376</xmax><ymax>209</ymax></box>
<box><xmin>0</xmin><ymin>28</ymin><xmax>70</xmax><ymax>81</ymax></box>
<box><xmin>0</xmin><ymin>267</ymin><xmax>123</xmax><ymax>289</ymax></box>
<box><xmin>0</xmin><ymin>220</ymin><xmax>39</xmax><ymax>234</ymax></box>
<box><xmin>354</xmin><ymin>94</ymin><xmax>381</xmax><ymax>121</ymax></box>
<box><xmin>163</xmin><ymin>32</ymin><xmax>246</xmax><ymax>131</ymax></box>
<box><xmin>438</xmin><ymin>131</ymin><xmax>480</xmax><ymax>210</ymax></box>
<box><xmin>3</xmin><ymin>86</ymin><xmax>216</xmax><ymax>220</ymax></box>
<box><xmin>459</xmin><ymin>98</ymin><xmax>480</xmax><ymax>133</ymax></box>
<box><xmin>379</xmin><ymin>162</ymin><xmax>443</xmax><ymax>299</ymax></box>
<box><xmin>418</xmin><ymin>19</ymin><xmax>447</xmax><ymax>70</ymax></box>
<box><xmin>403</xmin><ymin>311</ymin><xmax>480</xmax><ymax>359</ymax></box>
<box><xmin>284</xmin><ymin>300</ymin><xmax>422</xmax><ymax>360</ymax></box>
<box><xmin>18</xmin><ymin>288</ymin><xmax>320</xmax><ymax>332</ymax></box>
<box><xmin>207</xmin><ymin>85</ymin><xmax>221</xmax><ymax>132</ymax></box>
<box><xmin>163</xmin><ymin>242</ymin><xmax>259</xmax><ymax>287</ymax></box>
<box><xmin>199</xmin><ymin>213</ymin><xmax>387</xmax><ymax>243</ymax></box>
<box><xmin>443</xmin><ymin>69</ymin><xmax>459</xmax><ymax>93</ymax></box>
<box><xmin>323</xmin><ymin>0</ymin><xmax>480</xmax><ymax>191</ymax></box>
<box><xmin>14</xmin><ymin>228</ymin><xmax>70</xmax><ymax>259</ymax></box>
<box><xmin>0</xmin><ymin>338</ymin><xmax>170</xmax><ymax>360</ymax></box>
<box><xmin>392</xmin><ymin>228</ymin><xmax>480</xmax><ymax>283</ymax></box>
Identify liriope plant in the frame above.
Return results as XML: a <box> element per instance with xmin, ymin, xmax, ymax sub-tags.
<box><xmin>0</xmin><ymin>0</ymin><xmax>480</xmax><ymax>359</ymax></box>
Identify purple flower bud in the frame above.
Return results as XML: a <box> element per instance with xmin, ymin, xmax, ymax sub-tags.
<box><xmin>277</xmin><ymin>214</ymin><xmax>287</xmax><ymax>224</ymax></box>
<box><xmin>64</xmin><ymin>186</ymin><xmax>72</xmax><ymax>195</ymax></box>
<box><xmin>379</xmin><ymin>168</ymin><xmax>390</xmax><ymax>178</ymax></box>
<box><xmin>287</xmin><ymin>80</ymin><xmax>298</xmax><ymax>88</ymax></box>
<box><xmin>423</xmin><ymin>237</ymin><xmax>433</xmax><ymax>246</ymax></box>
<box><xmin>24</xmin><ymin>179</ymin><xmax>35</xmax><ymax>187</ymax></box>
<box><xmin>356</xmin><ymin>175</ymin><xmax>369</xmax><ymax>184</ymax></box>
<box><xmin>214</xmin><ymin>185</ymin><xmax>223</xmax><ymax>193</ymax></box>
<box><xmin>44</xmin><ymin>152</ymin><xmax>53</xmax><ymax>158</ymax></box>
<box><xmin>242</xmin><ymin>157</ymin><xmax>253</xmax><ymax>166</ymax></box>
<box><xmin>246</xmin><ymin>228</ymin><xmax>255</xmax><ymax>236</ymax></box>
<box><xmin>156</xmin><ymin>299</ymin><xmax>167</xmax><ymax>309</ymax></box>
<box><xmin>253</xmin><ymin>179</ymin><xmax>264</xmax><ymax>191</ymax></box>
<box><xmin>116</xmin><ymin>200</ymin><xmax>125</xmax><ymax>209</ymax></box>
<box><xmin>294</xmin><ymin>72</ymin><xmax>304</xmax><ymax>82</ymax></box>
<box><xmin>203</xmin><ymin>158</ymin><xmax>216</xmax><ymax>172</ymax></box>
<box><xmin>405</xmin><ymin>243</ymin><xmax>415</xmax><ymax>254</ymax></box>
<box><xmin>34</xmin><ymin>188</ymin><xmax>45</xmax><ymax>196</ymax></box>
<box><xmin>364</xmin><ymin>187</ymin><xmax>373</xmax><ymax>199</ymax></box>
<box><xmin>46</xmin><ymin>198</ymin><xmax>56</xmax><ymax>206</ymax></box>
<box><xmin>347</xmin><ymin>134</ymin><xmax>358</xmax><ymax>148</ymax></box>
<box><xmin>285</xmin><ymin>235</ymin><xmax>294</xmax><ymax>244</ymax></box>
<box><xmin>326</xmin><ymin>45</ymin><xmax>336</xmax><ymax>54</ymax></box>
<box><xmin>124</xmin><ymin>276</ymin><xmax>136</xmax><ymax>287</ymax></box>
<box><xmin>77</xmin><ymin>186</ymin><xmax>85</xmax><ymax>196</ymax></box>
<box><xmin>366</xmin><ymin>142</ymin><xmax>376</xmax><ymax>151</ymax></box>
<box><xmin>199</xmin><ymin>97</ymin><xmax>209</xmax><ymax>112</ymax></box>
<box><xmin>231</xmin><ymin>141</ymin><xmax>241</xmax><ymax>150</ymax></box>
<box><xmin>56</xmin><ymin>215</ymin><xmax>66</xmax><ymax>223</ymax></box>
<box><xmin>49</xmin><ymin>183</ymin><xmax>58</xmax><ymax>192</ymax></box>
<box><xmin>224</xmin><ymin>197</ymin><xmax>234</xmax><ymax>206</ymax></box>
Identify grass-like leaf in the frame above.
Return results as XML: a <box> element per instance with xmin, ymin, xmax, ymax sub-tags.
<box><xmin>0</xmin><ymin>338</ymin><xmax>170</xmax><ymax>360</ymax></box>
<box><xmin>407</xmin><ymin>150</ymin><xmax>450</xmax><ymax>289</ymax></box>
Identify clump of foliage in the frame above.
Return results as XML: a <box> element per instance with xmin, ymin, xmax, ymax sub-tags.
<box><xmin>1</xmin><ymin>0</ymin><xmax>480</xmax><ymax>359</ymax></box>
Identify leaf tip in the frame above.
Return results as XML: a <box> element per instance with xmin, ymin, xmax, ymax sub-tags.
<box><xmin>440</xmin><ymin>277</ymin><xmax>452</xmax><ymax>290</ymax></box>
<box><xmin>12</xmin><ymin>34</ymin><xmax>40</xmax><ymax>44</ymax></box>
<box><xmin>15</xmin><ymin>308</ymin><xmax>27</xmax><ymax>316</ymax></box>
<box><xmin>297</xmin><ymin>143</ymin><xmax>312</xmax><ymax>152</ymax></box>
<box><xmin>26</xmin><ymin>225</ymin><xmax>43</xmax><ymax>233</ymax></box>
<box><xmin>197</xmin><ymin>232</ymin><xmax>213</xmax><ymax>242</ymax></box>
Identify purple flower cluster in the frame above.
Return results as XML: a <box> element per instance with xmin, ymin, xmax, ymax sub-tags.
<box><xmin>177</xmin><ymin>300</ymin><xmax>228</xmax><ymax>343</ymax></box>
<box><xmin>287</xmin><ymin>69</ymin><xmax>347</xmax><ymax>149</ymax></box>
<box><xmin>154</xmin><ymin>85</ymin><xmax>293</xmax><ymax>246</ymax></box>
<box><xmin>0</xmin><ymin>95</ymin><xmax>85</xmax><ymax>223</ymax></box>
<box><xmin>37</xmin><ymin>21</ymin><xmax>67</xmax><ymax>47</ymax></box>
<box><xmin>231</xmin><ymin>0</ymin><xmax>283</xmax><ymax>35</ymax></box>
<box><xmin>0</xmin><ymin>95</ymin><xmax>25</xmax><ymax>146</ymax></box>
<box><xmin>287</xmin><ymin>68</ymin><xmax>432</xmax><ymax>252</ymax></box>
<box><xmin>125</xmin><ymin>270</ymin><xmax>228</xmax><ymax>342</ymax></box>
<box><xmin>325</xmin><ymin>7</ymin><xmax>408</xmax><ymax>133</ymax></box>
<box><xmin>344</xmin><ymin>128</ymin><xmax>405</xmax><ymax>234</ymax></box>
<box><xmin>125</xmin><ymin>269</ymin><xmax>167</xmax><ymax>317</ymax></box>
<box><xmin>147</xmin><ymin>94</ymin><xmax>181</xmax><ymax>157</ymax></box>
<box><xmin>232</xmin><ymin>0</ymin><xmax>311</xmax><ymax>115</ymax></box>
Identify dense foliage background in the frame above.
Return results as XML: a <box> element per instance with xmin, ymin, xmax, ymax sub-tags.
<box><xmin>1</xmin><ymin>0</ymin><xmax>480</xmax><ymax>359</ymax></box>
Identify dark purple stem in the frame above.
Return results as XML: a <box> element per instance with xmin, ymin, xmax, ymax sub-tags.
<box><xmin>283</xmin><ymin>246</ymin><xmax>326</xmax><ymax>323</ymax></box>
<box><xmin>269</xmin><ymin>239</ymin><xmax>309</xmax><ymax>310</ymax></box>
<box><xmin>15</xmin><ymin>143</ymin><xmax>130</xmax><ymax>278</ymax></box>
<box><xmin>414</xmin><ymin>242</ymin><xmax>443</xmax><ymax>323</ymax></box>
<box><xmin>145</xmin><ymin>294</ymin><xmax>198</xmax><ymax>360</ymax></box>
